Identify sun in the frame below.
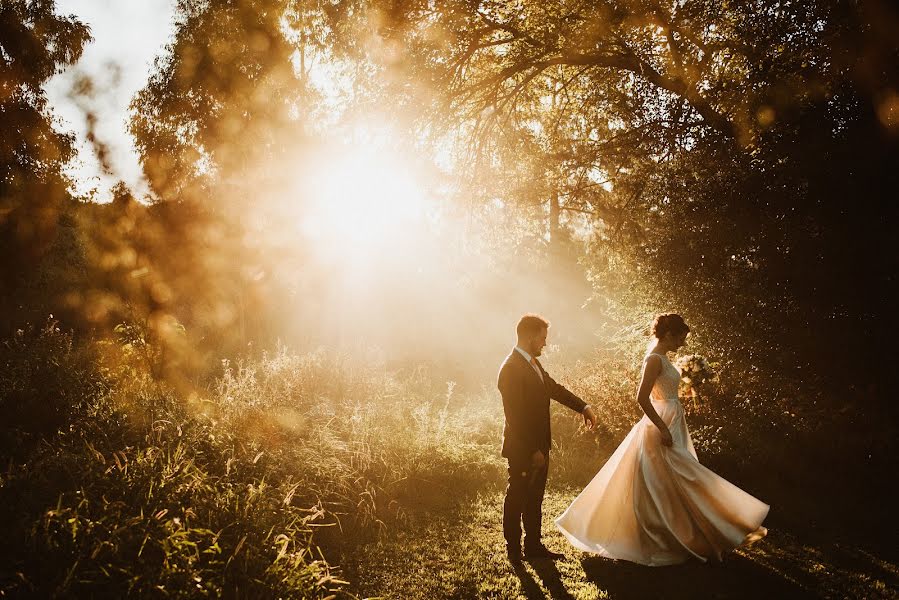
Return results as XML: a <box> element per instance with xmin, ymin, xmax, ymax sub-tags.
<box><xmin>298</xmin><ymin>142</ymin><xmax>429</xmax><ymax>256</ymax></box>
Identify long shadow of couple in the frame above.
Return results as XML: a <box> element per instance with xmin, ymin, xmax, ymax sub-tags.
<box><xmin>512</xmin><ymin>559</ymin><xmax>576</xmax><ymax>600</ymax></box>
<box><xmin>512</xmin><ymin>551</ymin><xmax>816</xmax><ymax>600</ymax></box>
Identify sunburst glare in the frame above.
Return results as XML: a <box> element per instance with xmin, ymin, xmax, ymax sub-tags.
<box><xmin>300</xmin><ymin>144</ymin><xmax>428</xmax><ymax>254</ymax></box>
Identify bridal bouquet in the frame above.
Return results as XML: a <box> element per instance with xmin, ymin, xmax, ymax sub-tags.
<box><xmin>676</xmin><ymin>354</ymin><xmax>716</xmax><ymax>399</ymax></box>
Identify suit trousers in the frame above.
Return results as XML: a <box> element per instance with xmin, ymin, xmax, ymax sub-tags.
<box><xmin>503</xmin><ymin>454</ymin><xmax>549</xmax><ymax>550</ymax></box>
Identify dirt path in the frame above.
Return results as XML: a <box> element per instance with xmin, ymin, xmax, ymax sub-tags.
<box><xmin>341</xmin><ymin>491</ymin><xmax>898</xmax><ymax>599</ymax></box>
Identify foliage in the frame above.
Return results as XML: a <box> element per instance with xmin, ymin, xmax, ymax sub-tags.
<box><xmin>0</xmin><ymin>207</ymin><xmax>92</xmax><ymax>330</ymax></box>
<box><xmin>0</xmin><ymin>318</ymin><xmax>107</xmax><ymax>450</ymax></box>
<box><xmin>0</xmin><ymin>0</ymin><xmax>91</xmax><ymax>330</ymax></box>
<box><xmin>338</xmin><ymin>0</ymin><xmax>899</xmax><ymax>403</ymax></box>
<box><xmin>0</xmin><ymin>392</ymin><xmax>344</xmax><ymax>597</ymax></box>
<box><xmin>0</xmin><ymin>328</ymin><xmax>503</xmax><ymax>597</ymax></box>
<box><xmin>126</xmin><ymin>0</ymin><xmax>353</xmax><ymax>359</ymax></box>
<box><xmin>211</xmin><ymin>347</ymin><xmax>505</xmax><ymax>527</ymax></box>
<box><xmin>130</xmin><ymin>0</ymin><xmax>313</xmax><ymax>202</ymax></box>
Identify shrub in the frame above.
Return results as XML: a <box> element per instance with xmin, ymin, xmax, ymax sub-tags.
<box><xmin>0</xmin><ymin>368</ymin><xmax>344</xmax><ymax>598</ymax></box>
<box><xmin>0</xmin><ymin>317</ymin><xmax>108</xmax><ymax>456</ymax></box>
<box><xmin>211</xmin><ymin>347</ymin><xmax>505</xmax><ymax>536</ymax></box>
<box><xmin>0</xmin><ymin>336</ymin><xmax>505</xmax><ymax>597</ymax></box>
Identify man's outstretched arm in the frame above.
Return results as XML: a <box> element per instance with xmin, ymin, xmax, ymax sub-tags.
<box><xmin>543</xmin><ymin>370</ymin><xmax>597</xmax><ymax>430</ymax></box>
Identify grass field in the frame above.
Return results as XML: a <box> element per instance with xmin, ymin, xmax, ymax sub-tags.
<box><xmin>342</xmin><ymin>490</ymin><xmax>898</xmax><ymax>599</ymax></box>
<box><xmin>1</xmin><ymin>330</ymin><xmax>896</xmax><ymax>598</ymax></box>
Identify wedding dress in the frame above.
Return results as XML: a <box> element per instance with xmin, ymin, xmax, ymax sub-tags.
<box><xmin>555</xmin><ymin>353</ymin><xmax>768</xmax><ymax>565</ymax></box>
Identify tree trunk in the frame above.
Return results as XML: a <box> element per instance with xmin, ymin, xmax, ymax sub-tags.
<box><xmin>549</xmin><ymin>188</ymin><xmax>560</xmax><ymax>247</ymax></box>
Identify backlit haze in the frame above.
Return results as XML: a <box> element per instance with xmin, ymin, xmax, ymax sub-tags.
<box><xmin>42</xmin><ymin>1</ymin><xmax>610</xmax><ymax>382</ymax></box>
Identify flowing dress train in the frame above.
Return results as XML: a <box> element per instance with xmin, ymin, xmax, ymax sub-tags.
<box><xmin>555</xmin><ymin>353</ymin><xmax>769</xmax><ymax>566</ymax></box>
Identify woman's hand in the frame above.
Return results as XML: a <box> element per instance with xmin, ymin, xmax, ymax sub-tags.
<box><xmin>637</xmin><ymin>356</ymin><xmax>673</xmax><ymax>448</ymax></box>
<box><xmin>659</xmin><ymin>427</ymin><xmax>673</xmax><ymax>447</ymax></box>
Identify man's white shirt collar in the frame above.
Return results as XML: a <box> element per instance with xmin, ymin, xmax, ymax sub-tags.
<box><xmin>514</xmin><ymin>346</ymin><xmax>534</xmax><ymax>363</ymax></box>
<box><xmin>515</xmin><ymin>346</ymin><xmax>544</xmax><ymax>382</ymax></box>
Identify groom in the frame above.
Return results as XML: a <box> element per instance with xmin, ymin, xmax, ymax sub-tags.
<box><xmin>498</xmin><ymin>314</ymin><xmax>597</xmax><ymax>563</ymax></box>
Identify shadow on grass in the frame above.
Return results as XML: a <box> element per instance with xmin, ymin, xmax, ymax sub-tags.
<box><xmin>342</xmin><ymin>491</ymin><xmax>899</xmax><ymax>600</ymax></box>
<box><xmin>579</xmin><ymin>552</ymin><xmax>816</xmax><ymax>600</ymax></box>
<box><xmin>514</xmin><ymin>560</ymin><xmax>576</xmax><ymax>600</ymax></box>
<box><xmin>576</xmin><ymin>528</ymin><xmax>899</xmax><ymax>600</ymax></box>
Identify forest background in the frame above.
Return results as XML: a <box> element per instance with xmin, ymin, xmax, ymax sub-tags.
<box><xmin>1</xmin><ymin>0</ymin><xmax>897</xmax><ymax>597</ymax></box>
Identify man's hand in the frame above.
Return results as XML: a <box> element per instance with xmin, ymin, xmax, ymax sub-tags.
<box><xmin>582</xmin><ymin>405</ymin><xmax>597</xmax><ymax>431</ymax></box>
<box><xmin>531</xmin><ymin>449</ymin><xmax>546</xmax><ymax>469</ymax></box>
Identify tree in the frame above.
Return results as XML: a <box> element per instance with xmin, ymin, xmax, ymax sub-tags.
<box><xmin>130</xmin><ymin>0</ymin><xmax>339</xmax><ymax>204</ymax></box>
<box><xmin>344</xmin><ymin>0</ymin><xmax>899</xmax><ymax>387</ymax></box>
<box><xmin>129</xmin><ymin>0</ymin><xmax>338</xmax><ymax>359</ymax></box>
<box><xmin>0</xmin><ymin>0</ymin><xmax>91</xmax><ymax>330</ymax></box>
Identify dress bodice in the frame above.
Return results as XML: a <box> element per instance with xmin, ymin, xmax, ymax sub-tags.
<box><xmin>645</xmin><ymin>353</ymin><xmax>681</xmax><ymax>401</ymax></box>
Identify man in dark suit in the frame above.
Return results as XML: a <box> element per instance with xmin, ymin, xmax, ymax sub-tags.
<box><xmin>498</xmin><ymin>313</ymin><xmax>597</xmax><ymax>563</ymax></box>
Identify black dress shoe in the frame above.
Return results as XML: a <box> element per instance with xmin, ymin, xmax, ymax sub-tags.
<box><xmin>506</xmin><ymin>547</ymin><xmax>523</xmax><ymax>564</ymax></box>
<box><xmin>523</xmin><ymin>545</ymin><xmax>564</xmax><ymax>560</ymax></box>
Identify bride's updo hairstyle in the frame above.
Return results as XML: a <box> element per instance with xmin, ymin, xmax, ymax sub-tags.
<box><xmin>652</xmin><ymin>313</ymin><xmax>690</xmax><ymax>339</ymax></box>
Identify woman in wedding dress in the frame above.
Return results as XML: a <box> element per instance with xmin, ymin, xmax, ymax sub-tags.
<box><xmin>555</xmin><ymin>314</ymin><xmax>768</xmax><ymax>566</ymax></box>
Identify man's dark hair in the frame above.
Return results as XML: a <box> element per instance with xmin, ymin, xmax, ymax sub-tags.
<box><xmin>517</xmin><ymin>313</ymin><xmax>550</xmax><ymax>338</ymax></box>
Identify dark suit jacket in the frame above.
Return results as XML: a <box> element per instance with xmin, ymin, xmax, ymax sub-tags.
<box><xmin>497</xmin><ymin>349</ymin><xmax>587</xmax><ymax>462</ymax></box>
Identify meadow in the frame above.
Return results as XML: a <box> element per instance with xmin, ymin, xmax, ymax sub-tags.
<box><xmin>1</xmin><ymin>320</ymin><xmax>895</xmax><ymax>599</ymax></box>
<box><xmin>3</xmin><ymin>1</ymin><xmax>898</xmax><ymax>597</ymax></box>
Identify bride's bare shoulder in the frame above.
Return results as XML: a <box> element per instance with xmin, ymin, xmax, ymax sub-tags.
<box><xmin>642</xmin><ymin>353</ymin><xmax>664</xmax><ymax>369</ymax></box>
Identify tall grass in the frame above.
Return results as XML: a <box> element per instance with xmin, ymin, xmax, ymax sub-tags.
<box><xmin>0</xmin><ymin>327</ymin><xmax>503</xmax><ymax>597</ymax></box>
<box><xmin>2</xmin><ymin>322</ymin><xmax>892</xmax><ymax>596</ymax></box>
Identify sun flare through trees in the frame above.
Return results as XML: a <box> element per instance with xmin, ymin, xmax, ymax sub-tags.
<box><xmin>0</xmin><ymin>0</ymin><xmax>897</xmax><ymax>597</ymax></box>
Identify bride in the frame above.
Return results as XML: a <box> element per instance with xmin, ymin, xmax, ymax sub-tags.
<box><xmin>555</xmin><ymin>313</ymin><xmax>769</xmax><ymax>565</ymax></box>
